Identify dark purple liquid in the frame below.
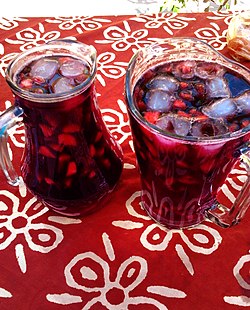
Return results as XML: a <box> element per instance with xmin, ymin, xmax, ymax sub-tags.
<box><xmin>15</xmin><ymin>55</ymin><xmax>123</xmax><ymax>216</ymax></box>
<box><xmin>131</xmin><ymin>60</ymin><xmax>250</xmax><ymax>228</ymax></box>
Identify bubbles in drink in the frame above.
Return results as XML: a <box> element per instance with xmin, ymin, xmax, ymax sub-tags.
<box><xmin>16</xmin><ymin>55</ymin><xmax>90</xmax><ymax>94</ymax></box>
<box><xmin>133</xmin><ymin>60</ymin><xmax>250</xmax><ymax>138</ymax></box>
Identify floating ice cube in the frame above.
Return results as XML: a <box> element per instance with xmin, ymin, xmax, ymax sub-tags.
<box><xmin>156</xmin><ymin>113</ymin><xmax>191</xmax><ymax>136</ymax></box>
<box><xmin>172</xmin><ymin>60</ymin><xmax>196</xmax><ymax>79</ymax></box>
<box><xmin>235</xmin><ymin>91</ymin><xmax>250</xmax><ymax>113</ymax></box>
<box><xmin>30</xmin><ymin>58</ymin><xmax>59</xmax><ymax>80</ymax></box>
<box><xmin>202</xmin><ymin>98</ymin><xmax>237</xmax><ymax>119</ymax></box>
<box><xmin>60</xmin><ymin>59</ymin><xmax>88</xmax><ymax>77</ymax></box>
<box><xmin>191</xmin><ymin>118</ymin><xmax>228</xmax><ymax>137</ymax></box>
<box><xmin>206</xmin><ymin>77</ymin><xmax>231</xmax><ymax>99</ymax></box>
<box><xmin>146</xmin><ymin>75</ymin><xmax>178</xmax><ymax>93</ymax></box>
<box><xmin>195</xmin><ymin>62</ymin><xmax>225</xmax><ymax>79</ymax></box>
<box><xmin>52</xmin><ymin>77</ymin><xmax>74</xmax><ymax>94</ymax></box>
<box><xmin>144</xmin><ymin>89</ymin><xmax>173</xmax><ymax>112</ymax></box>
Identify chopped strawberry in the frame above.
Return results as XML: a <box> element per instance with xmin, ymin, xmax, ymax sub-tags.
<box><xmin>66</xmin><ymin>161</ymin><xmax>77</xmax><ymax>176</ymax></box>
<box><xmin>143</xmin><ymin>111</ymin><xmax>160</xmax><ymax>124</ymax></box>
<box><xmin>89</xmin><ymin>144</ymin><xmax>96</xmax><ymax>157</ymax></box>
<box><xmin>39</xmin><ymin>124</ymin><xmax>53</xmax><ymax>137</ymax></box>
<box><xmin>179</xmin><ymin>91</ymin><xmax>194</xmax><ymax>101</ymax></box>
<box><xmin>195</xmin><ymin>83</ymin><xmax>206</xmax><ymax>95</ymax></box>
<box><xmin>39</xmin><ymin>146</ymin><xmax>56</xmax><ymax>158</ymax></box>
<box><xmin>95</xmin><ymin>131</ymin><xmax>103</xmax><ymax>142</ymax></box>
<box><xmin>89</xmin><ymin>170</ymin><xmax>96</xmax><ymax>178</ymax></box>
<box><xmin>172</xmin><ymin>99</ymin><xmax>186</xmax><ymax>110</ymax></box>
<box><xmin>20</xmin><ymin>78</ymin><xmax>33</xmax><ymax>89</ymax></box>
<box><xmin>179</xmin><ymin>82</ymin><xmax>189</xmax><ymax>89</ymax></box>
<box><xmin>45</xmin><ymin>177</ymin><xmax>55</xmax><ymax>185</ymax></box>
<box><xmin>177</xmin><ymin>110</ymin><xmax>190</xmax><ymax>118</ymax></box>
<box><xmin>63</xmin><ymin>124</ymin><xmax>80</xmax><ymax>133</ymax></box>
<box><xmin>58</xmin><ymin>133</ymin><xmax>77</xmax><ymax>146</ymax></box>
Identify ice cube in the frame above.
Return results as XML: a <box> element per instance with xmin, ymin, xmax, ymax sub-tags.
<box><xmin>60</xmin><ymin>59</ymin><xmax>88</xmax><ymax>77</ymax></box>
<box><xmin>144</xmin><ymin>89</ymin><xmax>173</xmax><ymax>112</ymax></box>
<box><xmin>191</xmin><ymin>118</ymin><xmax>228</xmax><ymax>137</ymax></box>
<box><xmin>235</xmin><ymin>91</ymin><xmax>250</xmax><ymax>113</ymax></box>
<box><xmin>202</xmin><ymin>98</ymin><xmax>237</xmax><ymax>119</ymax></box>
<box><xmin>195</xmin><ymin>62</ymin><xmax>225</xmax><ymax>79</ymax></box>
<box><xmin>206</xmin><ymin>77</ymin><xmax>231</xmax><ymax>99</ymax></box>
<box><xmin>30</xmin><ymin>58</ymin><xmax>59</xmax><ymax>80</ymax></box>
<box><xmin>52</xmin><ymin>77</ymin><xmax>74</xmax><ymax>94</ymax></box>
<box><xmin>172</xmin><ymin>60</ymin><xmax>195</xmax><ymax>79</ymax></box>
<box><xmin>146</xmin><ymin>75</ymin><xmax>178</xmax><ymax>93</ymax></box>
<box><xmin>156</xmin><ymin>113</ymin><xmax>191</xmax><ymax>136</ymax></box>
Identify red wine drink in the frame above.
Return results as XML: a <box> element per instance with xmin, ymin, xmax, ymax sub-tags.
<box><xmin>1</xmin><ymin>40</ymin><xmax>123</xmax><ymax>217</ymax></box>
<box><xmin>125</xmin><ymin>38</ymin><xmax>250</xmax><ymax>229</ymax></box>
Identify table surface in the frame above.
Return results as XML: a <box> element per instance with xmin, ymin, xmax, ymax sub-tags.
<box><xmin>0</xmin><ymin>12</ymin><xmax>250</xmax><ymax>310</ymax></box>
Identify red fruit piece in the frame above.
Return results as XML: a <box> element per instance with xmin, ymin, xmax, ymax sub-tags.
<box><xmin>39</xmin><ymin>124</ymin><xmax>54</xmax><ymax>137</ymax></box>
<box><xmin>39</xmin><ymin>145</ymin><xmax>56</xmax><ymax>158</ymax></box>
<box><xmin>45</xmin><ymin>177</ymin><xmax>55</xmax><ymax>185</ymax></box>
<box><xmin>143</xmin><ymin>111</ymin><xmax>160</xmax><ymax>124</ymax></box>
<box><xmin>58</xmin><ymin>133</ymin><xmax>77</xmax><ymax>146</ymax></box>
<box><xmin>180</xmin><ymin>82</ymin><xmax>189</xmax><ymax>89</ymax></box>
<box><xmin>173</xmin><ymin>99</ymin><xmax>186</xmax><ymax>110</ymax></box>
<box><xmin>63</xmin><ymin>124</ymin><xmax>80</xmax><ymax>133</ymax></box>
<box><xmin>19</xmin><ymin>78</ymin><xmax>33</xmax><ymax>89</ymax></box>
<box><xmin>195</xmin><ymin>83</ymin><xmax>206</xmax><ymax>95</ymax></box>
<box><xmin>66</xmin><ymin>161</ymin><xmax>77</xmax><ymax>176</ymax></box>
<box><xmin>95</xmin><ymin>131</ymin><xmax>103</xmax><ymax>142</ymax></box>
<box><xmin>179</xmin><ymin>91</ymin><xmax>194</xmax><ymax>101</ymax></box>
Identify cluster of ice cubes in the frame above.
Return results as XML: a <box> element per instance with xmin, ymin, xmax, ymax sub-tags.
<box><xmin>20</xmin><ymin>56</ymin><xmax>89</xmax><ymax>94</ymax></box>
<box><xmin>143</xmin><ymin>60</ymin><xmax>250</xmax><ymax>137</ymax></box>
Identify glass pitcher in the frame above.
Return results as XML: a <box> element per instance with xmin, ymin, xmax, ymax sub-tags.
<box><xmin>0</xmin><ymin>40</ymin><xmax>123</xmax><ymax>217</ymax></box>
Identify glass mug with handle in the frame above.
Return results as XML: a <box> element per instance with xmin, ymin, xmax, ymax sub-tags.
<box><xmin>0</xmin><ymin>40</ymin><xmax>123</xmax><ymax>217</ymax></box>
<box><xmin>125</xmin><ymin>37</ymin><xmax>250</xmax><ymax>229</ymax></box>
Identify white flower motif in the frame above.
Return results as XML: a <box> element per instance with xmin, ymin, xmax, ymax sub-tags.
<box><xmin>96</xmin><ymin>52</ymin><xmax>128</xmax><ymax>87</ymax></box>
<box><xmin>102</xmin><ymin>99</ymin><xmax>131</xmax><ymax>145</ymax></box>
<box><xmin>47</xmin><ymin>233</ymin><xmax>186</xmax><ymax>309</ymax></box>
<box><xmin>113</xmin><ymin>190</ymin><xmax>222</xmax><ymax>275</ymax></box>
<box><xmin>130</xmin><ymin>13</ymin><xmax>196</xmax><ymax>35</ymax></box>
<box><xmin>194</xmin><ymin>21</ymin><xmax>228</xmax><ymax>51</ymax></box>
<box><xmin>5</xmin><ymin>23</ymin><xmax>76</xmax><ymax>51</ymax></box>
<box><xmin>207</xmin><ymin>11</ymin><xmax>233</xmax><ymax>26</ymax></box>
<box><xmin>0</xmin><ymin>52</ymin><xmax>19</xmax><ymax>77</ymax></box>
<box><xmin>95</xmin><ymin>20</ymin><xmax>157</xmax><ymax>53</ymax></box>
<box><xmin>0</xmin><ymin>17</ymin><xmax>28</xmax><ymax>30</ymax></box>
<box><xmin>45</xmin><ymin>16</ymin><xmax>112</xmax><ymax>34</ymax></box>
<box><xmin>0</xmin><ymin>183</ymin><xmax>64</xmax><ymax>273</ymax></box>
<box><xmin>224</xmin><ymin>250</ymin><xmax>250</xmax><ymax>306</ymax></box>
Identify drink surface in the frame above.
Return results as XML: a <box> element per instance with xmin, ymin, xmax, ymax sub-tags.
<box><xmin>15</xmin><ymin>55</ymin><xmax>90</xmax><ymax>94</ymax></box>
<box><xmin>133</xmin><ymin>60</ymin><xmax>250</xmax><ymax>138</ymax></box>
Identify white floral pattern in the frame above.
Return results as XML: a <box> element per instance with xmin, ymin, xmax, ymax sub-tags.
<box><xmin>0</xmin><ymin>12</ymin><xmax>249</xmax><ymax>309</ymax></box>
<box><xmin>46</xmin><ymin>232</ymin><xmax>186</xmax><ymax>309</ymax></box>
<box><xmin>224</xmin><ymin>250</ymin><xmax>250</xmax><ymax>306</ymax></box>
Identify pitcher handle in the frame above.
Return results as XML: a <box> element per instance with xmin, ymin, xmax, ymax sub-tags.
<box><xmin>0</xmin><ymin>105</ymin><xmax>23</xmax><ymax>186</ymax></box>
<box><xmin>205</xmin><ymin>146</ymin><xmax>250</xmax><ymax>228</ymax></box>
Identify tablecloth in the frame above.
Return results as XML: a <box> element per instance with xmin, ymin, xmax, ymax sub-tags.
<box><xmin>0</xmin><ymin>12</ymin><xmax>249</xmax><ymax>310</ymax></box>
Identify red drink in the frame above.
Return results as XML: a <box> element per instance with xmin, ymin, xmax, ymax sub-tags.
<box><xmin>4</xmin><ymin>41</ymin><xmax>123</xmax><ymax>217</ymax></box>
<box><xmin>126</xmin><ymin>53</ymin><xmax>250</xmax><ymax>229</ymax></box>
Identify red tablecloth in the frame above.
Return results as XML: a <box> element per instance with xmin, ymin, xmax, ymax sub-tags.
<box><xmin>0</xmin><ymin>12</ymin><xmax>249</xmax><ymax>310</ymax></box>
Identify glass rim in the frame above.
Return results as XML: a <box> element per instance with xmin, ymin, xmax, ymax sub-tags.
<box><xmin>5</xmin><ymin>40</ymin><xmax>97</xmax><ymax>103</ymax></box>
<box><xmin>125</xmin><ymin>37</ymin><xmax>250</xmax><ymax>143</ymax></box>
